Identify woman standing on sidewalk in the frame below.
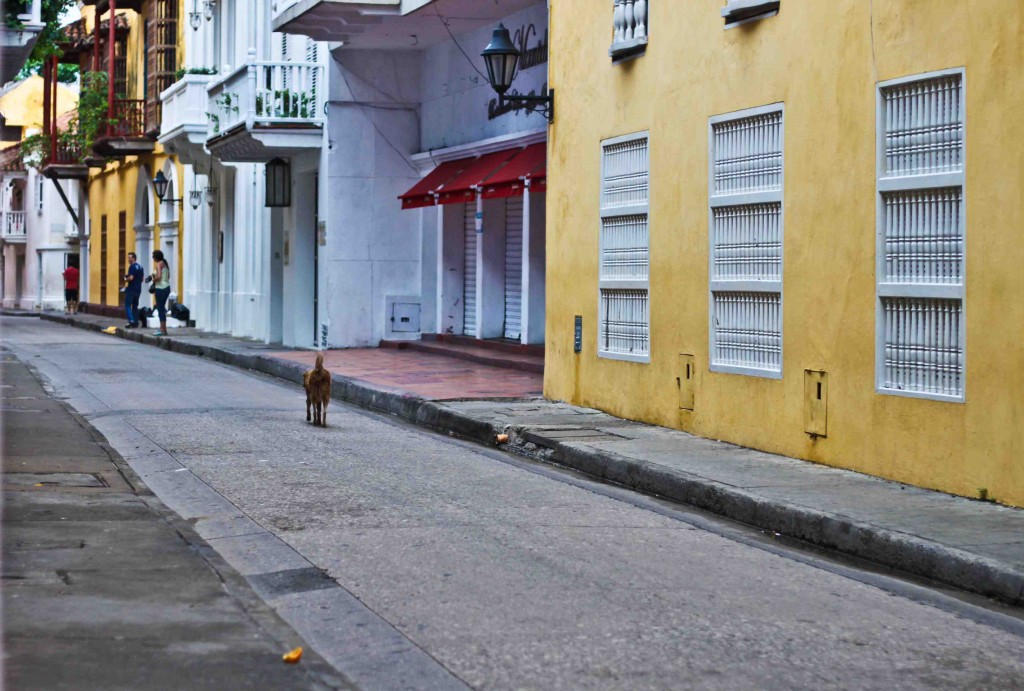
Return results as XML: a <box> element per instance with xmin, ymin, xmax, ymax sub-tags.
<box><xmin>146</xmin><ymin>250</ymin><xmax>171</xmax><ymax>336</ymax></box>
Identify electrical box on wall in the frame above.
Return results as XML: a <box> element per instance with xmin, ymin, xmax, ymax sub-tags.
<box><xmin>804</xmin><ymin>370</ymin><xmax>828</xmax><ymax>437</ymax></box>
<box><xmin>386</xmin><ymin>296</ymin><xmax>421</xmax><ymax>340</ymax></box>
<box><xmin>678</xmin><ymin>354</ymin><xmax>695</xmax><ymax>410</ymax></box>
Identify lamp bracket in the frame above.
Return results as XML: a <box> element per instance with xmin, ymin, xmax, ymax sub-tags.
<box><xmin>498</xmin><ymin>89</ymin><xmax>554</xmax><ymax>123</ymax></box>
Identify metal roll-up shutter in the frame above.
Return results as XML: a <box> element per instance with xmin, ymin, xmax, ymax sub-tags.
<box><xmin>504</xmin><ymin>196</ymin><xmax>523</xmax><ymax>340</ymax></box>
<box><xmin>463</xmin><ymin>204</ymin><xmax>477</xmax><ymax>336</ymax></box>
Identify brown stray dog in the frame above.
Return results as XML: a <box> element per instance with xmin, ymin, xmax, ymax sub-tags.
<box><xmin>303</xmin><ymin>353</ymin><xmax>331</xmax><ymax>427</ymax></box>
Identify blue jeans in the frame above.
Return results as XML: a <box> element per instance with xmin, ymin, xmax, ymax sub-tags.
<box><xmin>154</xmin><ymin>287</ymin><xmax>171</xmax><ymax>323</ymax></box>
<box><xmin>125</xmin><ymin>290</ymin><xmax>140</xmax><ymax>325</ymax></box>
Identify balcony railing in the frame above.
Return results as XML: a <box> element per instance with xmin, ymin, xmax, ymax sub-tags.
<box><xmin>3</xmin><ymin>211</ymin><xmax>27</xmax><ymax>240</ymax></box>
<box><xmin>106</xmin><ymin>99</ymin><xmax>147</xmax><ymax>137</ymax></box>
<box><xmin>160</xmin><ymin>73</ymin><xmax>212</xmax><ymax>138</ymax></box>
<box><xmin>207</xmin><ymin>60</ymin><xmax>324</xmax><ymax>138</ymax></box>
<box><xmin>46</xmin><ymin>140</ymin><xmax>83</xmax><ymax>166</ymax></box>
<box><xmin>610</xmin><ymin>0</ymin><xmax>649</xmax><ymax>59</ymax></box>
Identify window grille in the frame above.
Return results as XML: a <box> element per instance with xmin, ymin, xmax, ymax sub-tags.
<box><xmin>709</xmin><ymin>105</ymin><xmax>784</xmax><ymax>377</ymax></box>
<box><xmin>610</xmin><ymin>0</ymin><xmax>649</xmax><ymax>60</ymax></box>
<box><xmin>36</xmin><ymin>174</ymin><xmax>44</xmax><ymax>213</ymax></box>
<box><xmin>599</xmin><ymin>132</ymin><xmax>649</xmax><ymax>361</ymax></box>
<box><xmin>600</xmin><ymin>289</ymin><xmax>649</xmax><ymax>356</ymax></box>
<box><xmin>877</xmin><ymin>70</ymin><xmax>965</xmax><ymax>401</ymax></box>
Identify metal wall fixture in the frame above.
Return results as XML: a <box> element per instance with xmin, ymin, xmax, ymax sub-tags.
<box><xmin>265</xmin><ymin>158</ymin><xmax>290</xmax><ymax>207</ymax></box>
<box><xmin>153</xmin><ymin>171</ymin><xmax>184</xmax><ymax>206</ymax></box>
<box><xmin>481</xmin><ymin>24</ymin><xmax>554</xmax><ymax>122</ymax></box>
<box><xmin>189</xmin><ymin>0</ymin><xmax>215</xmax><ymax>31</ymax></box>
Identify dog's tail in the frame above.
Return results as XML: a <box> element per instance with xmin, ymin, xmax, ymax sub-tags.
<box><xmin>314</xmin><ymin>352</ymin><xmax>325</xmax><ymax>371</ymax></box>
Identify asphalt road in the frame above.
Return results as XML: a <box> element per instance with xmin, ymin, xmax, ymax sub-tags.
<box><xmin>4</xmin><ymin>316</ymin><xmax>1024</xmax><ymax>690</ymax></box>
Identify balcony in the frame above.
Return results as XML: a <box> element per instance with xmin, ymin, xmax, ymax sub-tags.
<box><xmin>272</xmin><ymin>0</ymin><xmax>399</xmax><ymax>43</ymax></box>
<box><xmin>42</xmin><ymin>141</ymin><xmax>89</xmax><ymax>180</ymax></box>
<box><xmin>206</xmin><ymin>60</ymin><xmax>325</xmax><ymax>162</ymax></box>
<box><xmin>158</xmin><ymin>74</ymin><xmax>214</xmax><ymax>165</ymax></box>
<box><xmin>92</xmin><ymin>99</ymin><xmax>155</xmax><ymax>157</ymax></box>
<box><xmin>1</xmin><ymin>0</ymin><xmax>44</xmax><ymax>84</ymax></box>
<box><xmin>2</xmin><ymin>211</ymin><xmax>27</xmax><ymax>243</ymax></box>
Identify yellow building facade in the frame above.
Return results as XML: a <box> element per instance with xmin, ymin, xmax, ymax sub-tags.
<box><xmin>76</xmin><ymin>2</ymin><xmax>184</xmax><ymax>307</ymax></box>
<box><xmin>545</xmin><ymin>1</ymin><xmax>1024</xmax><ymax>506</ymax></box>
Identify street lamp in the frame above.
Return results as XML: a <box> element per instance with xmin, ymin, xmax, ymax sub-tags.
<box><xmin>481</xmin><ymin>23</ymin><xmax>554</xmax><ymax>121</ymax></box>
<box><xmin>152</xmin><ymin>171</ymin><xmax>183</xmax><ymax>205</ymax></box>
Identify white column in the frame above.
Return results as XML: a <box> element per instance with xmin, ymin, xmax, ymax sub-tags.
<box><xmin>521</xmin><ymin>186</ymin><xmax>532</xmax><ymax>345</ymax></box>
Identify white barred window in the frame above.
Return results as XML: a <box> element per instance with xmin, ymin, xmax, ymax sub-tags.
<box><xmin>599</xmin><ymin>132</ymin><xmax>650</xmax><ymax>362</ymax></box>
<box><xmin>708</xmin><ymin>105</ymin><xmax>784</xmax><ymax>377</ymax></box>
<box><xmin>877</xmin><ymin>70</ymin><xmax>965</xmax><ymax>401</ymax></box>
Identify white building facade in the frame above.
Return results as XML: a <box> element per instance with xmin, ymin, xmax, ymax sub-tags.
<box><xmin>274</xmin><ymin>0</ymin><xmax>549</xmax><ymax>348</ymax></box>
<box><xmin>160</xmin><ymin>0</ymin><xmax>327</xmax><ymax>345</ymax></box>
<box><xmin>1</xmin><ymin>150</ymin><xmax>82</xmax><ymax>311</ymax></box>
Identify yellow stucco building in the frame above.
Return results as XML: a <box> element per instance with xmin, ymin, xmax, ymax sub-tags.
<box><xmin>545</xmin><ymin>1</ymin><xmax>1024</xmax><ymax>506</ymax></box>
<box><xmin>60</xmin><ymin>1</ymin><xmax>185</xmax><ymax>308</ymax></box>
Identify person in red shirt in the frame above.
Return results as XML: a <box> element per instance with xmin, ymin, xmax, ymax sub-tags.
<box><xmin>62</xmin><ymin>263</ymin><xmax>80</xmax><ymax>314</ymax></box>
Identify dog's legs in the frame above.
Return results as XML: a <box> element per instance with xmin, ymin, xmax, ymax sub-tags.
<box><xmin>322</xmin><ymin>400</ymin><xmax>328</xmax><ymax>427</ymax></box>
<box><xmin>306</xmin><ymin>393</ymin><xmax>311</xmax><ymax>422</ymax></box>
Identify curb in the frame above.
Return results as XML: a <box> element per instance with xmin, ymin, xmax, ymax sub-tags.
<box><xmin>40</xmin><ymin>312</ymin><xmax>1024</xmax><ymax>607</ymax></box>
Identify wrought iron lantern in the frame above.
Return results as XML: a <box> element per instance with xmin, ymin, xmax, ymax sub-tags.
<box><xmin>153</xmin><ymin>171</ymin><xmax>183</xmax><ymax>205</ymax></box>
<box><xmin>265</xmin><ymin>158</ymin><xmax>291</xmax><ymax>208</ymax></box>
<box><xmin>481</xmin><ymin>24</ymin><xmax>554</xmax><ymax>121</ymax></box>
<box><xmin>481</xmin><ymin>23</ymin><xmax>519</xmax><ymax>95</ymax></box>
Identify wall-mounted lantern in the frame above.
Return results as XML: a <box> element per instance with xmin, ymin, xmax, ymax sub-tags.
<box><xmin>153</xmin><ymin>171</ymin><xmax>183</xmax><ymax>205</ymax></box>
<box><xmin>265</xmin><ymin>158</ymin><xmax>291</xmax><ymax>207</ymax></box>
<box><xmin>189</xmin><ymin>0</ymin><xmax>215</xmax><ymax>31</ymax></box>
<box><xmin>481</xmin><ymin>23</ymin><xmax>554</xmax><ymax>122</ymax></box>
<box><xmin>189</xmin><ymin>189</ymin><xmax>202</xmax><ymax>210</ymax></box>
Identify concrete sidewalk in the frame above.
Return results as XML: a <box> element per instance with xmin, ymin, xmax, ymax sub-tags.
<box><xmin>1</xmin><ymin>346</ymin><xmax>348</xmax><ymax>690</ymax></box>
<box><xmin>40</xmin><ymin>311</ymin><xmax>1024</xmax><ymax>607</ymax></box>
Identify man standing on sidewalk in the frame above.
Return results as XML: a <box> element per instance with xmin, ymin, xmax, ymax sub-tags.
<box><xmin>61</xmin><ymin>262</ymin><xmax>79</xmax><ymax>315</ymax></box>
<box><xmin>123</xmin><ymin>252</ymin><xmax>144</xmax><ymax>328</ymax></box>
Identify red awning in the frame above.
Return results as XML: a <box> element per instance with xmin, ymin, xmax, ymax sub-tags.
<box><xmin>398</xmin><ymin>157</ymin><xmax>475</xmax><ymax>209</ymax></box>
<box><xmin>481</xmin><ymin>142</ymin><xmax>546</xmax><ymax>199</ymax></box>
<box><xmin>435</xmin><ymin>149</ymin><xmax>520</xmax><ymax>205</ymax></box>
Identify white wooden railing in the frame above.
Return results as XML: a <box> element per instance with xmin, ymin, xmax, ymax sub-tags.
<box><xmin>207</xmin><ymin>54</ymin><xmax>324</xmax><ymax>138</ymax></box>
<box><xmin>3</xmin><ymin>211</ymin><xmax>27</xmax><ymax>240</ymax></box>
<box><xmin>160</xmin><ymin>74</ymin><xmax>214</xmax><ymax>138</ymax></box>
<box><xmin>611</xmin><ymin>0</ymin><xmax>648</xmax><ymax>57</ymax></box>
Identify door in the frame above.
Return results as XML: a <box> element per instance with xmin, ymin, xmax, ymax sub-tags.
<box><xmin>503</xmin><ymin>196</ymin><xmax>523</xmax><ymax>340</ymax></box>
<box><xmin>463</xmin><ymin>203</ymin><xmax>477</xmax><ymax>337</ymax></box>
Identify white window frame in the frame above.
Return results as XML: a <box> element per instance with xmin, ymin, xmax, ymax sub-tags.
<box><xmin>875</xmin><ymin>67</ymin><xmax>966</xmax><ymax>403</ymax></box>
<box><xmin>36</xmin><ymin>173</ymin><xmax>44</xmax><ymax>214</ymax></box>
<box><xmin>598</xmin><ymin>130</ymin><xmax>650</xmax><ymax>364</ymax></box>
<box><xmin>708</xmin><ymin>103</ymin><xmax>785</xmax><ymax>379</ymax></box>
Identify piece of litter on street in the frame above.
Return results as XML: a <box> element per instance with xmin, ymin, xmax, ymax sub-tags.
<box><xmin>102</xmin><ymin>326</ymin><xmax>118</xmax><ymax>334</ymax></box>
<box><xmin>174</xmin><ymin>468</ymin><xmax>188</xmax><ymax>472</ymax></box>
<box><xmin>282</xmin><ymin>646</ymin><xmax>303</xmax><ymax>664</ymax></box>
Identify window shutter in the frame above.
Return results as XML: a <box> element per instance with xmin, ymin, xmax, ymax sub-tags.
<box><xmin>599</xmin><ymin>132</ymin><xmax>650</xmax><ymax>361</ymax></box>
<box><xmin>146</xmin><ymin>0</ymin><xmax>178</xmax><ymax>131</ymax></box>
<box><xmin>876</xmin><ymin>71</ymin><xmax>965</xmax><ymax>400</ymax></box>
<box><xmin>709</xmin><ymin>106</ymin><xmax>784</xmax><ymax>377</ymax></box>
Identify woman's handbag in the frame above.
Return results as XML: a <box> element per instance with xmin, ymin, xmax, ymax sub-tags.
<box><xmin>148</xmin><ymin>284</ymin><xmax>156</xmax><ymax>294</ymax></box>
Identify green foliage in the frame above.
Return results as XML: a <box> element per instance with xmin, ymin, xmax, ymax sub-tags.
<box><xmin>16</xmin><ymin>59</ymin><xmax>78</xmax><ymax>83</ymax></box>
<box><xmin>21</xmin><ymin>71</ymin><xmax>113</xmax><ymax>166</ymax></box>
<box><xmin>256</xmin><ymin>89</ymin><xmax>314</xmax><ymax>119</ymax></box>
<box><xmin>174</xmin><ymin>66</ymin><xmax>218</xmax><ymax>81</ymax></box>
